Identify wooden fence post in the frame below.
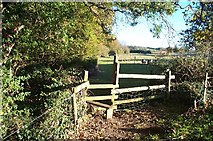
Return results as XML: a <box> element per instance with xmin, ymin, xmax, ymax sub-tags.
<box><xmin>84</xmin><ymin>70</ymin><xmax>88</xmax><ymax>82</ymax></box>
<box><xmin>107</xmin><ymin>90</ymin><xmax>116</xmax><ymax>119</ymax></box>
<box><xmin>166</xmin><ymin>70</ymin><xmax>171</xmax><ymax>99</ymax></box>
<box><xmin>112</xmin><ymin>54</ymin><xmax>120</xmax><ymax>86</ymax></box>
<box><xmin>194</xmin><ymin>99</ymin><xmax>197</xmax><ymax>109</ymax></box>
<box><xmin>134</xmin><ymin>56</ymin><xmax>136</xmax><ymax>64</ymax></box>
<box><xmin>203</xmin><ymin>72</ymin><xmax>208</xmax><ymax>106</ymax></box>
<box><xmin>83</xmin><ymin>71</ymin><xmax>89</xmax><ymax>117</ymax></box>
<box><xmin>73</xmin><ymin>92</ymin><xmax>78</xmax><ymax>126</ymax></box>
<box><xmin>108</xmin><ymin>54</ymin><xmax>120</xmax><ymax>119</ymax></box>
<box><xmin>106</xmin><ymin>107</ymin><xmax>114</xmax><ymax>119</ymax></box>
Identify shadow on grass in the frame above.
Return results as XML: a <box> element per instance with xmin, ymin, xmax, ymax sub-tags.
<box><xmin>90</xmin><ymin>63</ymin><xmax>164</xmax><ymax>87</ymax></box>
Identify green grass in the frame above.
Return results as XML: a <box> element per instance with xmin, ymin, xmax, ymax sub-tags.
<box><xmin>119</xmin><ymin>64</ymin><xmax>164</xmax><ymax>88</ymax></box>
<box><xmin>98</xmin><ymin>54</ymin><xmax>156</xmax><ymax>65</ymax></box>
<box><xmin>89</xmin><ymin>55</ymin><xmax>165</xmax><ymax>99</ymax></box>
<box><xmin>90</xmin><ymin>56</ymin><xmax>164</xmax><ymax>88</ymax></box>
<box><xmin>89</xmin><ymin>64</ymin><xmax>114</xmax><ymax>84</ymax></box>
<box><xmin>98</xmin><ymin>54</ymin><xmax>172</xmax><ymax>65</ymax></box>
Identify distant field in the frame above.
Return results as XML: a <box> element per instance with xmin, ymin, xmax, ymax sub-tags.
<box><xmin>98</xmin><ymin>53</ymin><xmax>170</xmax><ymax>64</ymax></box>
<box><xmin>90</xmin><ymin>54</ymin><xmax>165</xmax><ymax>88</ymax></box>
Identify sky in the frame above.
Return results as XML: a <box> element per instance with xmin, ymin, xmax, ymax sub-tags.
<box><xmin>112</xmin><ymin>2</ymin><xmax>190</xmax><ymax>48</ymax></box>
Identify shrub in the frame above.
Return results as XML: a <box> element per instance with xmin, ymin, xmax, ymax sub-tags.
<box><xmin>168</xmin><ymin>106</ymin><xmax>213</xmax><ymax>140</ymax></box>
<box><xmin>157</xmin><ymin>54</ymin><xmax>213</xmax><ymax>107</ymax></box>
<box><xmin>2</xmin><ymin>62</ymin><xmax>88</xmax><ymax>140</ymax></box>
<box><xmin>1</xmin><ymin>66</ymin><xmax>31</xmax><ymax>140</ymax></box>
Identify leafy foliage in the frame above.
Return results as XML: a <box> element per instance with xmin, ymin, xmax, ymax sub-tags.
<box><xmin>169</xmin><ymin>56</ymin><xmax>211</xmax><ymax>82</ymax></box>
<box><xmin>168</xmin><ymin>107</ymin><xmax>213</xmax><ymax>140</ymax></box>
<box><xmin>1</xmin><ymin>63</ymin><xmax>85</xmax><ymax>140</ymax></box>
<box><xmin>180</xmin><ymin>2</ymin><xmax>212</xmax><ymax>52</ymax></box>
<box><xmin>164</xmin><ymin>56</ymin><xmax>212</xmax><ymax>105</ymax></box>
<box><xmin>156</xmin><ymin>3</ymin><xmax>213</xmax><ymax>139</ymax></box>
<box><xmin>1</xmin><ymin>2</ymin><xmax>178</xmax><ymax>140</ymax></box>
<box><xmin>1</xmin><ymin>66</ymin><xmax>31</xmax><ymax>139</ymax></box>
<box><xmin>2</xmin><ymin>2</ymin><xmax>112</xmax><ymax>67</ymax></box>
<box><xmin>1</xmin><ymin>2</ymin><xmax>105</xmax><ymax>139</ymax></box>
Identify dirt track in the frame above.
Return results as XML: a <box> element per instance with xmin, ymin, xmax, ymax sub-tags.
<box><xmin>69</xmin><ymin>105</ymin><xmax>181</xmax><ymax>140</ymax></box>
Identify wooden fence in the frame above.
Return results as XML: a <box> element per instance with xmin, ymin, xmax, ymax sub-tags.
<box><xmin>71</xmin><ymin>70</ymin><xmax>118</xmax><ymax>123</ymax></box>
<box><xmin>71</xmin><ymin>57</ymin><xmax>213</xmax><ymax>124</ymax></box>
<box><xmin>72</xmin><ymin>55</ymin><xmax>175</xmax><ymax>119</ymax></box>
<box><xmin>109</xmin><ymin>56</ymin><xmax>175</xmax><ymax>118</ymax></box>
<box><xmin>68</xmin><ymin>72</ymin><xmax>213</xmax><ymax>128</ymax></box>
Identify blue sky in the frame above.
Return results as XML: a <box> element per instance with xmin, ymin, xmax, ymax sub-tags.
<box><xmin>112</xmin><ymin>2</ymin><xmax>190</xmax><ymax>48</ymax></box>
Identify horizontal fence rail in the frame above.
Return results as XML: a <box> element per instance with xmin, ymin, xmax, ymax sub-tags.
<box><xmin>72</xmin><ymin>81</ymin><xmax>89</xmax><ymax>94</ymax></box>
<box><xmin>88</xmin><ymin>84</ymin><xmax>119</xmax><ymax>89</ymax></box>
<box><xmin>118</xmin><ymin>73</ymin><xmax>175</xmax><ymax>79</ymax></box>
<box><xmin>111</xmin><ymin>85</ymin><xmax>166</xmax><ymax>94</ymax></box>
<box><xmin>85</xmin><ymin>95</ymin><xmax>118</xmax><ymax>101</ymax></box>
<box><xmin>74</xmin><ymin>57</ymin><xmax>177</xmax><ymax>120</ymax></box>
<box><xmin>86</xmin><ymin>101</ymin><xmax>112</xmax><ymax>108</ymax></box>
<box><xmin>114</xmin><ymin>95</ymin><xmax>163</xmax><ymax>105</ymax></box>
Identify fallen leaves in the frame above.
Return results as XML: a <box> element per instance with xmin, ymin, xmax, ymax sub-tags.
<box><xmin>69</xmin><ymin>106</ymin><xmax>167</xmax><ymax>140</ymax></box>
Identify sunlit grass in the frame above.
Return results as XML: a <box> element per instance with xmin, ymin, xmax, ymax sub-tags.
<box><xmin>90</xmin><ymin>54</ymin><xmax>164</xmax><ymax>88</ymax></box>
<box><xmin>98</xmin><ymin>54</ymin><xmax>171</xmax><ymax>65</ymax></box>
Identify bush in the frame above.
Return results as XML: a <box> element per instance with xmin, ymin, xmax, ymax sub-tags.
<box><xmin>174</xmin><ymin>82</ymin><xmax>204</xmax><ymax>105</ymax></box>
<box><xmin>156</xmin><ymin>55</ymin><xmax>212</xmax><ymax>82</ymax></box>
<box><xmin>157</xmin><ymin>55</ymin><xmax>213</xmax><ymax>107</ymax></box>
<box><xmin>168</xmin><ymin>106</ymin><xmax>213</xmax><ymax>140</ymax></box>
<box><xmin>1</xmin><ymin>61</ymin><xmax>89</xmax><ymax>140</ymax></box>
<box><xmin>1</xmin><ymin>66</ymin><xmax>31</xmax><ymax>140</ymax></box>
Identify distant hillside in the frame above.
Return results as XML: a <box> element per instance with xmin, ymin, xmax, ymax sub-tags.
<box><xmin>128</xmin><ymin>46</ymin><xmax>162</xmax><ymax>50</ymax></box>
<box><xmin>127</xmin><ymin>46</ymin><xmax>163</xmax><ymax>54</ymax></box>
<box><xmin>147</xmin><ymin>47</ymin><xmax>161</xmax><ymax>50</ymax></box>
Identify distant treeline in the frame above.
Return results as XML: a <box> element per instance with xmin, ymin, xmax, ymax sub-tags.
<box><xmin>128</xmin><ymin>46</ymin><xmax>162</xmax><ymax>54</ymax></box>
<box><xmin>128</xmin><ymin>46</ymin><xmax>161</xmax><ymax>51</ymax></box>
<box><xmin>130</xmin><ymin>50</ymin><xmax>152</xmax><ymax>54</ymax></box>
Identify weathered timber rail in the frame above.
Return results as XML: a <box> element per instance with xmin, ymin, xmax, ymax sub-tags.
<box><xmin>60</xmin><ymin>58</ymin><xmax>212</xmax><ymax>128</ymax></box>
<box><xmin>111</xmin><ymin>85</ymin><xmax>166</xmax><ymax>94</ymax></box>
<box><xmin>81</xmin><ymin>55</ymin><xmax>175</xmax><ymax>119</ymax></box>
<box><xmin>71</xmin><ymin>54</ymin><xmax>176</xmax><ymax>121</ymax></box>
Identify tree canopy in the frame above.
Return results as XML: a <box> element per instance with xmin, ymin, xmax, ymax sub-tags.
<box><xmin>2</xmin><ymin>2</ymin><xmax>178</xmax><ymax>68</ymax></box>
<box><xmin>2</xmin><ymin>1</ymin><xmax>212</xmax><ymax>140</ymax></box>
<box><xmin>1</xmin><ymin>2</ymin><xmax>179</xmax><ymax>140</ymax></box>
<box><xmin>179</xmin><ymin>2</ymin><xmax>212</xmax><ymax>52</ymax></box>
